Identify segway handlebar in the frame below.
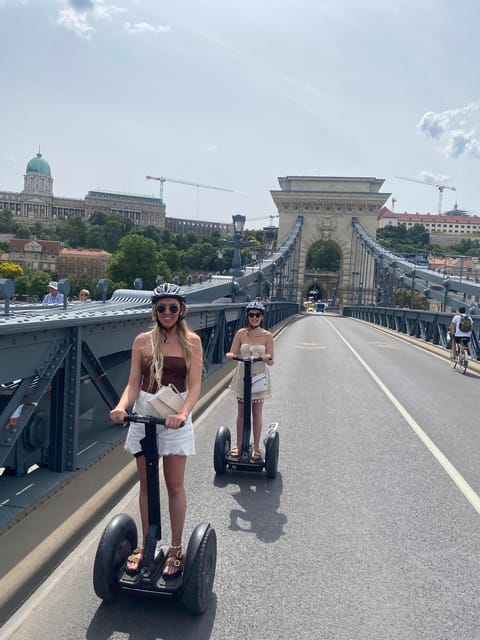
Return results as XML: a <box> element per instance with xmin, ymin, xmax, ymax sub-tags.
<box><xmin>124</xmin><ymin>413</ymin><xmax>166</xmax><ymax>425</ymax></box>
<box><xmin>123</xmin><ymin>413</ymin><xmax>185</xmax><ymax>428</ymax></box>
<box><xmin>232</xmin><ymin>356</ymin><xmax>264</xmax><ymax>363</ymax></box>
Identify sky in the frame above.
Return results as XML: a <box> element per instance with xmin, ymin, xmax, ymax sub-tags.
<box><xmin>1</xmin><ymin>0</ymin><xmax>480</xmax><ymax>227</ymax></box>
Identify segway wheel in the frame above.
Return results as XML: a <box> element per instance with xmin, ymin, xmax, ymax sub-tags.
<box><xmin>182</xmin><ymin>523</ymin><xmax>217</xmax><ymax>614</ymax></box>
<box><xmin>214</xmin><ymin>425</ymin><xmax>231</xmax><ymax>474</ymax></box>
<box><xmin>93</xmin><ymin>513</ymin><xmax>137</xmax><ymax>601</ymax></box>
<box><xmin>265</xmin><ymin>429</ymin><xmax>279</xmax><ymax>479</ymax></box>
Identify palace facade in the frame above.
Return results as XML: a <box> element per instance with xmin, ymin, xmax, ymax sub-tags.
<box><xmin>0</xmin><ymin>152</ymin><xmax>231</xmax><ymax>237</ymax></box>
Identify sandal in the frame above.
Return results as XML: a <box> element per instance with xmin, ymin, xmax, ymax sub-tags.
<box><xmin>162</xmin><ymin>545</ymin><xmax>184</xmax><ymax>579</ymax></box>
<box><xmin>250</xmin><ymin>448</ymin><xmax>262</xmax><ymax>462</ymax></box>
<box><xmin>229</xmin><ymin>446</ymin><xmax>240</xmax><ymax>459</ymax></box>
<box><xmin>126</xmin><ymin>547</ymin><xmax>143</xmax><ymax>574</ymax></box>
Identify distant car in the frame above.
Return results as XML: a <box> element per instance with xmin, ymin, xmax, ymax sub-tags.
<box><xmin>316</xmin><ymin>302</ymin><xmax>326</xmax><ymax>313</ymax></box>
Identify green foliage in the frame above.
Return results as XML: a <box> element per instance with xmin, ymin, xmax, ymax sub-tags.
<box><xmin>306</xmin><ymin>243</ymin><xmax>341</xmax><ymax>272</ymax></box>
<box><xmin>29</xmin><ymin>271</ymin><xmax>51</xmax><ymax>299</ymax></box>
<box><xmin>376</xmin><ymin>223</ymin><xmax>430</xmax><ymax>252</ymax></box>
<box><xmin>58</xmin><ymin>216</ymin><xmax>88</xmax><ymax>248</ymax></box>
<box><xmin>0</xmin><ymin>208</ymin><xmax>14</xmax><ymax>232</ymax></box>
<box><xmin>107</xmin><ymin>234</ymin><xmax>162</xmax><ymax>289</ymax></box>
<box><xmin>14</xmin><ymin>275</ymin><xmax>29</xmax><ymax>295</ymax></box>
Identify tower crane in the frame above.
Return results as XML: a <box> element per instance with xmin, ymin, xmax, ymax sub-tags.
<box><xmin>395</xmin><ymin>175</ymin><xmax>456</xmax><ymax>214</ymax></box>
<box><xmin>248</xmin><ymin>214</ymin><xmax>279</xmax><ymax>226</ymax></box>
<box><xmin>146</xmin><ymin>175</ymin><xmax>234</xmax><ymax>203</ymax></box>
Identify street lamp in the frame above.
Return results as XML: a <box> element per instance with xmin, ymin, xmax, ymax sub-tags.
<box><xmin>231</xmin><ymin>214</ymin><xmax>246</xmax><ymax>277</ymax></box>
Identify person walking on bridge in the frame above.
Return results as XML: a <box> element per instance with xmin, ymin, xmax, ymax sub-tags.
<box><xmin>449</xmin><ymin>305</ymin><xmax>473</xmax><ymax>357</ymax></box>
<box><xmin>109</xmin><ymin>283</ymin><xmax>203</xmax><ymax>578</ymax></box>
<box><xmin>226</xmin><ymin>300</ymin><xmax>274</xmax><ymax>462</ymax></box>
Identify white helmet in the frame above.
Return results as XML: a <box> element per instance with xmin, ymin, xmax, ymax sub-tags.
<box><xmin>151</xmin><ymin>283</ymin><xmax>187</xmax><ymax>305</ymax></box>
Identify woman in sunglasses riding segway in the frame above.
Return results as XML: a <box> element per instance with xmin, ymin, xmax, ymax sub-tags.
<box><xmin>225</xmin><ymin>301</ymin><xmax>274</xmax><ymax>463</ymax></box>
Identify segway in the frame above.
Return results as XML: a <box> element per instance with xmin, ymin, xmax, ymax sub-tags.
<box><xmin>214</xmin><ymin>356</ymin><xmax>279</xmax><ymax>478</ymax></box>
<box><xmin>93</xmin><ymin>414</ymin><xmax>217</xmax><ymax>614</ymax></box>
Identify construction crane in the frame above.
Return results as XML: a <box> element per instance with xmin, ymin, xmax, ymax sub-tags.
<box><xmin>248</xmin><ymin>214</ymin><xmax>279</xmax><ymax>226</ymax></box>
<box><xmin>395</xmin><ymin>175</ymin><xmax>456</xmax><ymax>214</ymax></box>
<box><xmin>146</xmin><ymin>175</ymin><xmax>234</xmax><ymax>203</ymax></box>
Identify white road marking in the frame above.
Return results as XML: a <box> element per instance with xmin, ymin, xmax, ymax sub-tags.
<box><xmin>328</xmin><ymin>319</ymin><xmax>480</xmax><ymax>515</ymax></box>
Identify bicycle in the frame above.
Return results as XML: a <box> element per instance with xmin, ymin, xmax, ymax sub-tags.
<box><xmin>450</xmin><ymin>336</ymin><xmax>469</xmax><ymax>374</ymax></box>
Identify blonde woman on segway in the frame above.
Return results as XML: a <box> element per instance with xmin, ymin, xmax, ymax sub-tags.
<box><xmin>225</xmin><ymin>301</ymin><xmax>274</xmax><ymax>462</ymax></box>
<box><xmin>109</xmin><ymin>283</ymin><xmax>203</xmax><ymax>579</ymax></box>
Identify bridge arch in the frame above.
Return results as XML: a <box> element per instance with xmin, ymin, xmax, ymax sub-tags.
<box><xmin>270</xmin><ymin>176</ymin><xmax>390</xmax><ymax>308</ymax></box>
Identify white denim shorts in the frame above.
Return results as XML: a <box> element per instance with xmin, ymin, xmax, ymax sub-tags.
<box><xmin>124</xmin><ymin>390</ymin><xmax>195</xmax><ymax>457</ymax></box>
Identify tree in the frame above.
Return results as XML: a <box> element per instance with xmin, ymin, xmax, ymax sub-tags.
<box><xmin>107</xmin><ymin>235</ymin><xmax>162</xmax><ymax>289</ymax></box>
<box><xmin>0</xmin><ymin>208</ymin><xmax>14</xmax><ymax>232</ymax></box>
<box><xmin>306</xmin><ymin>243</ymin><xmax>340</xmax><ymax>272</ymax></box>
<box><xmin>14</xmin><ymin>275</ymin><xmax>29</xmax><ymax>296</ymax></box>
<box><xmin>0</xmin><ymin>261</ymin><xmax>23</xmax><ymax>279</ymax></box>
<box><xmin>58</xmin><ymin>216</ymin><xmax>88</xmax><ymax>247</ymax></box>
<box><xmin>29</xmin><ymin>271</ymin><xmax>51</xmax><ymax>299</ymax></box>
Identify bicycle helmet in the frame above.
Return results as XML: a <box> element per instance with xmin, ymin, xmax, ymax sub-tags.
<box><xmin>246</xmin><ymin>300</ymin><xmax>266</xmax><ymax>313</ymax></box>
<box><xmin>151</xmin><ymin>283</ymin><xmax>187</xmax><ymax>305</ymax></box>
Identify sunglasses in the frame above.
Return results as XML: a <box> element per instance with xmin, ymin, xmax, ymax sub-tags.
<box><xmin>248</xmin><ymin>312</ymin><xmax>262</xmax><ymax>318</ymax></box>
<box><xmin>156</xmin><ymin>304</ymin><xmax>180</xmax><ymax>314</ymax></box>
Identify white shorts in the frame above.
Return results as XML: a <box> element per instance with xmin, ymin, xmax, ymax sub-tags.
<box><xmin>124</xmin><ymin>390</ymin><xmax>195</xmax><ymax>457</ymax></box>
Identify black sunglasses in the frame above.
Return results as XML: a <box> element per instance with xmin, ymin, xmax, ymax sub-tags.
<box><xmin>156</xmin><ymin>304</ymin><xmax>180</xmax><ymax>314</ymax></box>
<box><xmin>248</xmin><ymin>312</ymin><xmax>262</xmax><ymax>318</ymax></box>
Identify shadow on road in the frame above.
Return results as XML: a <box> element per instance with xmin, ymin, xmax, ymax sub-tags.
<box><xmin>86</xmin><ymin>591</ymin><xmax>217</xmax><ymax>640</ymax></box>
<box><xmin>215</xmin><ymin>472</ymin><xmax>286</xmax><ymax>542</ymax></box>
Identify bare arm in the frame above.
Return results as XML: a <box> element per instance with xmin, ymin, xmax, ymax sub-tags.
<box><xmin>225</xmin><ymin>329</ymin><xmax>243</xmax><ymax>360</ymax></box>
<box><xmin>263</xmin><ymin>332</ymin><xmax>274</xmax><ymax>365</ymax></box>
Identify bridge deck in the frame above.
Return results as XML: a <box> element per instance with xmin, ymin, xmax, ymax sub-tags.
<box><xmin>3</xmin><ymin>314</ymin><xmax>480</xmax><ymax>638</ymax></box>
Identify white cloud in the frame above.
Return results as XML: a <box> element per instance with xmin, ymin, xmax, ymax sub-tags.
<box><xmin>56</xmin><ymin>7</ymin><xmax>95</xmax><ymax>39</ymax></box>
<box><xmin>123</xmin><ymin>21</ymin><xmax>171</xmax><ymax>35</ymax></box>
<box><xmin>419</xmin><ymin>170</ymin><xmax>451</xmax><ymax>186</ymax></box>
<box><xmin>417</xmin><ymin>102</ymin><xmax>480</xmax><ymax>159</ymax></box>
<box><xmin>56</xmin><ymin>0</ymin><xmax>125</xmax><ymax>38</ymax></box>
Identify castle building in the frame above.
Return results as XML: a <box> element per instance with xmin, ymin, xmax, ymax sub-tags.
<box><xmin>378</xmin><ymin>206</ymin><xmax>480</xmax><ymax>246</ymax></box>
<box><xmin>0</xmin><ymin>151</ymin><xmax>165</xmax><ymax>230</ymax></box>
<box><xmin>0</xmin><ymin>151</ymin><xmax>231</xmax><ymax>237</ymax></box>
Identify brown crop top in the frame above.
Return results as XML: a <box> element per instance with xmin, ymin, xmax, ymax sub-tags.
<box><xmin>141</xmin><ymin>355</ymin><xmax>187</xmax><ymax>393</ymax></box>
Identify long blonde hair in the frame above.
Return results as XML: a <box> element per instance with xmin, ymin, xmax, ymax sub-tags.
<box><xmin>148</xmin><ymin>307</ymin><xmax>193</xmax><ymax>390</ymax></box>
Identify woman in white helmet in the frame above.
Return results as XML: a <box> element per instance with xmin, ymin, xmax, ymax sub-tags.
<box><xmin>109</xmin><ymin>283</ymin><xmax>203</xmax><ymax>578</ymax></box>
<box><xmin>226</xmin><ymin>300</ymin><xmax>274</xmax><ymax>462</ymax></box>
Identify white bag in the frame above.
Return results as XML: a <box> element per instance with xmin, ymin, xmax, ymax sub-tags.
<box><xmin>147</xmin><ymin>384</ymin><xmax>185</xmax><ymax>418</ymax></box>
<box><xmin>251</xmin><ymin>373</ymin><xmax>268</xmax><ymax>394</ymax></box>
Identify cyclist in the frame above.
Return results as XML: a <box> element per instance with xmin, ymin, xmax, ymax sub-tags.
<box><xmin>449</xmin><ymin>305</ymin><xmax>473</xmax><ymax>358</ymax></box>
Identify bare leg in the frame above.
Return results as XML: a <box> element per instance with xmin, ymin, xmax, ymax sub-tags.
<box><xmin>251</xmin><ymin>400</ymin><xmax>264</xmax><ymax>451</ymax></box>
<box><xmin>162</xmin><ymin>454</ymin><xmax>187</xmax><ymax>577</ymax></box>
<box><xmin>136</xmin><ymin>454</ymin><xmax>148</xmax><ymax>543</ymax></box>
<box><xmin>163</xmin><ymin>455</ymin><xmax>187</xmax><ymax>546</ymax></box>
<box><xmin>236</xmin><ymin>400</ymin><xmax>244</xmax><ymax>449</ymax></box>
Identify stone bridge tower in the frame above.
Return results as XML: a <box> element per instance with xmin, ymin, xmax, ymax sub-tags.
<box><xmin>270</xmin><ymin>176</ymin><xmax>390</xmax><ymax>308</ymax></box>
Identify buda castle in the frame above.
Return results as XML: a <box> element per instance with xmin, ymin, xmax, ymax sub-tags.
<box><xmin>0</xmin><ymin>152</ymin><xmax>231</xmax><ymax>237</ymax></box>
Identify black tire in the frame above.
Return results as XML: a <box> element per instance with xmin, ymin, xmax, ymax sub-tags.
<box><xmin>93</xmin><ymin>513</ymin><xmax>137</xmax><ymax>601</ymax></box>
<box><xmin>265</xmin><ymin>430</ymin><xmax>279</xmax><ymax>479</ymax></box>
<box><xmin>214</xmin><ymin>425</ymin><xmax>230</xmax><ymax>474</ymax></box>
<box><xmin>182</xmin><ymin>524</ymin><xmax>217</xmax><ymax>614</ymax></box>
<box><xmin>450</xmin><ymin>353</ymin><xmax>457</xmax><ymax>369</ymax></box>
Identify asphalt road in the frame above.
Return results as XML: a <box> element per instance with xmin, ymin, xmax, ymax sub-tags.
<box><xmin>3</xmin><ymin>314</ymin><xmax>480</xmax><ymax>640</ymax></box>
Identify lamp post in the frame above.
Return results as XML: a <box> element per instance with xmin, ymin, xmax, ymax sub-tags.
<box><xmin>231</xmin><ymin>213</ymin><xmax>246</xmax><ymax>277</ymax></box>
<box><xmin>218</xmin><ymin>214</ymin><xmax>256</xmax><ymax>278</ymax></box>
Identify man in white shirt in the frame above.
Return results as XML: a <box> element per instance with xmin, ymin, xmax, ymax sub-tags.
<box><xmin>42</xmin><ymin>281</ymin><xmax>64</xmax><ymax>305</ymax></box>
<box><xmin>449</xmin><ymin>305</ymin><xmax>473</xmax><ymax>356</ymax></box>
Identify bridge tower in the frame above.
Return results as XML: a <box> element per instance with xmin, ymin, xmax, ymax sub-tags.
<box><xmin>270</xmin><ymin>176</ymin><xmax>390</xmax><ymax>308</ymax></box>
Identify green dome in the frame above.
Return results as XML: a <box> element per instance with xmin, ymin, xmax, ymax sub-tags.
<box><xmin>26</xmin><ymin>152</ymin><xmax>51</xmax><ymax>177</ymax></box>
